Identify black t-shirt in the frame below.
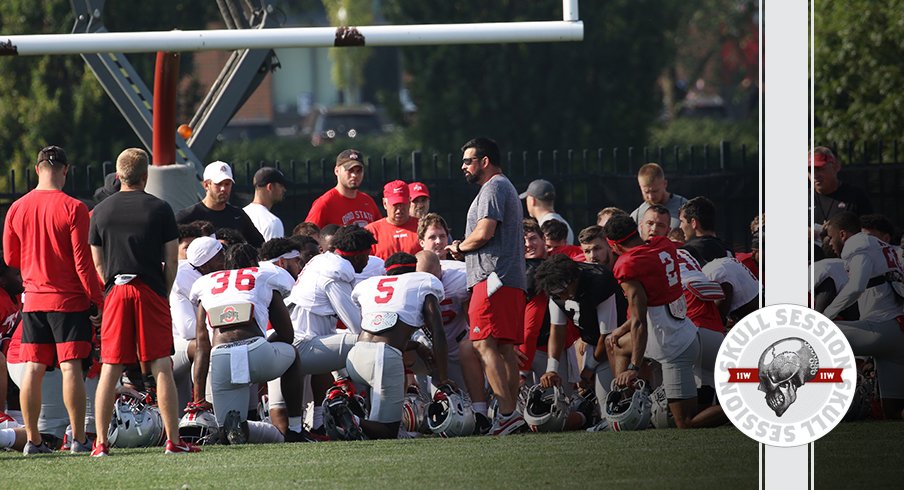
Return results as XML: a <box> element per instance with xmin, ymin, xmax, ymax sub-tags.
<box><xmin>551</xmin><ymin>263</ymin><xmax>620</xmax><ymax>347</ymax></box>
<box><xmin>812</xmin><ymin>181</ymin><xmax>873</xmax><ymax>224</ymax></box>
<box><xmin>682</xmin><ymin>235</ymin><xmax>733</xmax><ymax>266</ymax></box>
<box><xmin>175</xmin><ymin>201</ymin><xmax>264</xmax><ymax>247</ymax></box>
<box><xmin>89</xmin><ymin>191</ymin><xmax>179</xmax><ymax>298</ymax></box>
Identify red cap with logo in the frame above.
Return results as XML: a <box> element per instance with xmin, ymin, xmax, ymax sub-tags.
<box><xmin>408</xmin><ymin>181</ymin><xmax>430</xmax><ymax>199</ymax></box>
<box><xmin>383</xmin><ymin>180</ymin><xmax>410</xmax><ymax>205</ymax></box>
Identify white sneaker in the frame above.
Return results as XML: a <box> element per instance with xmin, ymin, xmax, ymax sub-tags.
<box><xmin>488</xmin><ymin>412</ymin><xmax>526</xmax><ymax>436</ymax></box>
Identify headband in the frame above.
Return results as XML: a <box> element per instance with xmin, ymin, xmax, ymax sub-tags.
<box><xmin>335</xmin><ymin>248</ymin><xmax>369</xmax><ymax>257</ymax></box>
<box><xmin>266</xmin><ymin>250</ymin><xmax>300</xmax><ymax>263</ymax></box>
<box><xmin>606</xmin><ymin>229</ymin><xmax>638</xmax><ymax>249</ymax></box>
<box><xmin>385</xmin><ymin>262</ymin><xmax>417</xmax><ymax>272</ymax></box>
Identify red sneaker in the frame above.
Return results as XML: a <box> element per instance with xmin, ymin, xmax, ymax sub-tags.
<box><xmin>165</xmin><ymin>439</ymin><xmax>201</xmax><ymax>454</ymax></box>
<box><xmin>0</xmin><ymin>411</ymin><xmax>20</xmax><ymax>429</ymax></box>
<box><xmin>91</xmin><ymin>441</ymin><xmax>110</xmax><ymax>457</ymax></box>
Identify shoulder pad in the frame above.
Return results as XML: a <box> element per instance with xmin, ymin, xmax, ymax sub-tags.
<box><xmin>841</xmin><ymin>232</ymin><xmax>872</xmax><ymax>260</ymax></box>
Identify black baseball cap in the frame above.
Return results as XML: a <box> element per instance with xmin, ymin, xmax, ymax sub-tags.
<box><xmin>253</xmin><ymin>167</ymin><xmax>291</xmax><ymax>187</ymax></box>
<box><xmin>37</xmin><ymin>146</ymin><xmax>68</xmax><ymax>166</ymax></box>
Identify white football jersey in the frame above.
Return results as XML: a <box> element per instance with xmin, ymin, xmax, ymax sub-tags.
<box><xmin>286</xmin><ymin>252</ymin><xmax>359</xmax><ymax>340</ymax></box>
<box><xmin>352</xmin><ymin>272</ymin><xmax>445</xmax><ymax>332</ymax></box>
<box><xmin>190</xmin><ymin>262</ymin><xmax>295</xmax><ymax>335</ymax></box>
<box><xmin>438</xmin><ymin>267</ymin><xmax>470</xmax><ymax>343</ymax></box>
<box><xmin>825</xmin><ymin>232</ymin><xmax>903</xmax><ymax>322</ymax></box>
<box><xmin>354</xmin><ymin>255</ymin><xmax>386</xmax><ymax>285</ymax></box>
<box><xmin>170</xmin><ymin>260</ymin><xmax>202</xmax><ymax>340</ymax></box>
<box><xmin>811</xmin><ymin>258</ymin><xmax>848</xmax><ymax>292</ymax></box>
<box><xmin>702</xmin><ymin>257</ymin><xmax>759</xmax><ymax>312</ymax></box>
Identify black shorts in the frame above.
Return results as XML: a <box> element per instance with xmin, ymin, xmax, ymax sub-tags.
<box><xmin>21</xmin><ymin>310</ymin><xmax>93</xmax><ymax>366</ymax></box>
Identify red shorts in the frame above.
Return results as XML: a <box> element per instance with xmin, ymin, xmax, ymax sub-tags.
<box><xmin>100</xmin><ymin>279</ymin><xmax>174</xmax><ymax>364</ymax></box>
<box><xmin>468</xmin><ymin>280</ymin><xmax>526</xmax><ymax>344</ymax></box>
<box><xmin>20</xmin><ymin>310</ymin><xmax>92</xmax><ymax>366</ymax></box>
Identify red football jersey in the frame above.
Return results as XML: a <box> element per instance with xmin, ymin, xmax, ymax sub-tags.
<box><xmin>365</xmin><ymin>217</ymin><xmax>422</xmax><ymax>260</ymax></box>
<box><xmin>613</xmin><ymin>236</ymin><xmax>683</xmax><ymax>306</ymax></box>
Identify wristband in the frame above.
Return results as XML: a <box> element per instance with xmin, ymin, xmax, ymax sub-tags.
<box><xmin>546</xmin><ymin>357</ymin><xmax>560</xmax><ymax>373</ymax></box>
<box><xmin>626</xmin><ymin>362</ymin><xmax>640</xmax><ymax>371</ymax></box>
<box><xmin>455</xmin><ymin>242</ymin><xmax>463</xmax><ymax>254</ymax></box>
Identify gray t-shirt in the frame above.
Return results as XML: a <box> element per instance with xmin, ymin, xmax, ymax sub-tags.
<box><xmin>630</xmin><ymin>193</ymin><xmax>688</xmax><ymax>231</ymax></box>
<box><xmin>538</xmin><ymin>211</ymin><xmax>575</xmax><ymax>245</ymax></box>
<box><xmin>465</xmin><ymin>174</ymin><xmax>526</xmax><ymax>290</ymax></box>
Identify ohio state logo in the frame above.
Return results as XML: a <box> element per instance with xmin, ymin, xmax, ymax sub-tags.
<box><xmin>220</xmin><ymin>306</ymin><xmax>239</xmax><ymax>324</ymax></box>
<box><xmin>715</xmin><ymin>304</ymin><xmax>855</xmax><ymax>447</ymax></box>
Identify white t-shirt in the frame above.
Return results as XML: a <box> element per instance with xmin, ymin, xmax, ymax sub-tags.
<box><xmin>537</xmin><ymin>212</ymin><xmax>575</xmax><ymax>245</ymax></box>
<box><xmin>190</xmin><ymin>262</ymin><xmax>295</xmax><ymax>336</ymax></box>
<box><xmin>243</xmin><ymin>202</ymin><xmax>284</xmax><ymax>241</ymax></box>
<box><xmin>824</xmin><ymin>232</ymin><xmax>904</xmax><ymax>322</ymax></box>
<box><xmin>170</xmin><ymin>260</ymin><xmax>202</xmax><ymax>340</ymax></box>
<box><xmin>703</xmin><ymin>257</ymin><xmax>760</xmax><ymax>313</ymax></box>
<box><xmin>353</xmin><ymin>272</ymin><xmax>444</xmax><ymax>333</ymax></box>
<box><xmin>286</xmin><ymin>252</ymin><xmax>361</xmax><ymax>341</ymax></box>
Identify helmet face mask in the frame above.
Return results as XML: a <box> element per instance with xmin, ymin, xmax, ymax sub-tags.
<box><xmin>523</xmin><ymin>384</ymin><xmax>569</xmax><ymax>432</ymax></box>
<box><xmin>179</xmin><ymin>410</ymin><xmax>221</xmax><ymax>445</ymax></box>
<box><xmin>109</xmin><ymin>391</ymin><xmax>165</xmax><ymax>448</ymax></box>
<box><xmin>605</xmin><ymin>379</ymin><xmax>652</xmax><ymax>432</ymax></box>
<box><xmin>426</xmin><ymin>390</ymin><xmax>476</xmax><ymax>437</ymax></box>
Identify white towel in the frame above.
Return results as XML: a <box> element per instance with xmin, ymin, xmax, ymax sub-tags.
<box><xmin>230</xmin><ymin>344</ymin><xmax>251</xmax><ymax>384</ymax></box>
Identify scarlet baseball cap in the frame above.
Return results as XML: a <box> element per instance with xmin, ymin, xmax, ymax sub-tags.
<box><xmin>187</xmin><ymin>236</ymin><xmax>223</xmax><ymax>269</ymax></box>
<box><xmin>203</xmin><ymin>161</ymin><xmax>234</xmax><ymax>184</ymax></box>
<box><xmin>383</xmin><ymin>180</ymin><xmax>410</xmax><ymax>206</ymax></box>
<box><xmin>336</xmin><ymin>149</ymin><xmax>365</xmax><ymax>169</ymax></box>
<box><xmin>408</xmin><ymin>181</ymin><xmax>430</xmax><ymax>200</ymax></box>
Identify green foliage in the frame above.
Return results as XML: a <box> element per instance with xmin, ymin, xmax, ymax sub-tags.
<box><xmin>814</xmin><ymin>0</ymin><xmax>904</xmax><ymax>142</ymax></box>
<box><xmin>209</xmin><ymin>130</ymin><xmax>417</xmax><ymax>167</ymax></box>
<box><xmin>0</xmin><ymin>0</ymin><xmax>216</xmax><ymax>190</ymax></box>
<box><xmin>381</xmin><ymin>0</ymin><xmax>684</xmax><ymax>152</ymax></box>
<box><xmin>649</xmin><ymin>118</ymin><xmax>759</xmax><ymax>153</ymax></box>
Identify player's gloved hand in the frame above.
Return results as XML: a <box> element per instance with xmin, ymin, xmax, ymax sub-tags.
<box><xmin>540</xmin><ymin>371</ymin><xmax>561</xmax><ymax>388</ymax></box>
<box><xmin>185</xmin><ymin>400</ymin><xmax>213</xmax><ymax>413</ymax></box>
<box><xmin>334</xmin><ymin>378</ymin><xmax>357</xmax><ymax>397</ymax></box>
<box><xmin>435</xmin><ymin>381</ymin><xmax>459</xmax><ymax>398</ymax></box>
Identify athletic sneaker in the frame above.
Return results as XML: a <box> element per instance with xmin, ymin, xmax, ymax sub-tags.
<box><xmin>91</xmin><ymin>441</ymin><xmax>110</xmax><ymax>457</ymax></box>
<box><xmin>70</xmin><ymin>438</ymin><xmax>93</xmax><ymax>454</ymax></box>
<box><xmin>164</xmin><ymin>439</ymin><xmax>201</xmax><ymax>454</ymax></box>
<box><xmin>284</xmin><ymin>429</ymin><xmax>318</xmax><ymax>443</ymax></box>
<box><xmin>473</xmin><ymin>412</ymin><xmax>492</xmax><ymax>435</ymax></box>
<box><xmin>307</xmin><ymin>426</ymin><xmax>331</xmax><ymax>442</ymax></box>
<box><xmin>586</xmin><ymin>419</ymin><xmax>610</xmax><ymax>432</ymax></box>
<box><xmin>23</xmin><ymin>441</ymin><xmax>53</xmax><ymax>455</ymax></box>
<box><xmin>0</xmin><ymin>411</ymin><xmax>21</xmax><ymax>429</ymax></box>
<box><xmin>223</xmin><ymin>410</ymin><xmax>247</xmax><ymax>445</ymax></box>
<box><xmin>488</xmin><ymin>412</ymin><xmax>526</xmax><ymax>436</ymax></box>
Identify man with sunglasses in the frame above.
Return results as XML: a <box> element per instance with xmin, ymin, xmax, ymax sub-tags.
<box><xmin>447</xmin><ymin>137</ymin><xmax>526</xmax><ymax>436</ymax></box>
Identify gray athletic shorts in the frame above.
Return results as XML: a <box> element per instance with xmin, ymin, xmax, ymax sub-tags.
<box><xmin>210</xmin><ymin>337</ymin><xmax>295</xmax><ymax>425</ymax></box>
<box><xmin>661</xmin><ymin>335</ymin><xmax>700</xmax><ymax>401</ymax></box>
<box><xmin>346</xmin><ymin>342</ymin><xmax>404</xmax><ymax>424</ymax></box>
<box><xmin>267</xmin><ymin>332</ymin><xmax>356</xmax><ymax>409</ymax></box>
<box><xmin>836</xmin><ymin>318</ymin><xmax>904</xmax><ymax>398</ymax></box>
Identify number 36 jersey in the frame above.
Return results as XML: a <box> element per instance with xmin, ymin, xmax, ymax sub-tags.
<box><xmin>352</xmin><ymin>272</ymin><xmax>445</xmax><ymax>333</ymax></box>
<box><xmin>190</xmin><ymin>262</ymin><xmax>295</xmax><ymax>335</ymax></box>
<box><xmin>613</xmin><ymin>236</ymin><xmax>684</xmax><ymax>306</ymax></box>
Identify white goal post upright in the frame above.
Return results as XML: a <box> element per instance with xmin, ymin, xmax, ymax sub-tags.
<box><xmin>1</xmin><ymin>1</ymin><xmax>583</xmax><ymax>56</ymax></box>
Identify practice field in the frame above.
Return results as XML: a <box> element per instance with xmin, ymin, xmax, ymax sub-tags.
<box><xmin>0</xmin><ymin>422</ymin><xmax>899</xmax><ymax>489</ymax></box>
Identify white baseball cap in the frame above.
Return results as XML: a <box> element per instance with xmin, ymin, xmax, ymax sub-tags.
<box><xmin>203</xmin><ymin>160</ymin><xmax>234</xmax><ymax>184</ymax></box>
<box><xmin>187</xmin><ymin>236</ymin><xmax>223</xmax><ymax>269</ymax></box>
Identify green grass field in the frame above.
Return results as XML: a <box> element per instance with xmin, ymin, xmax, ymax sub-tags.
<box><xmin>0</xmin><ymin>422</ymin><xmax>900</xmax><ymax>489</ymax></box>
